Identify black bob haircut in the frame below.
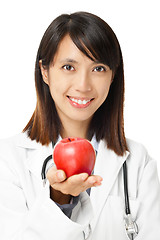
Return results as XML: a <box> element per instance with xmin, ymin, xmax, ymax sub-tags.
<box><xmin>24</xmin><ymin>11</ymin><xmax>128</xmax><ymax>156</ymax></box>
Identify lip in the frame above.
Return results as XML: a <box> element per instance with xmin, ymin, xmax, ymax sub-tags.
<box><xmin>67</xmin><ymin>96</ymin><xmax>94</xmax><ymax>108</ymax></box>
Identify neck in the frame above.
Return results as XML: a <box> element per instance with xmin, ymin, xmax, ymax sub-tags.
<box><xmin>60</xmin><ymin>119</ymin><xmax>90</xmax><ymax>139</ymax></box>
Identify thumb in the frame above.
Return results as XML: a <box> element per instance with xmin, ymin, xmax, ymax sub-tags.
<box><xmin>46</xmin><ymin>166</ymin><xmax>66</xmax><ymax>185</ymax></box>
<box><xmin>56</xmin><ymin>170</ymin><xmax>66</xmax><ymax>182</ymax></box>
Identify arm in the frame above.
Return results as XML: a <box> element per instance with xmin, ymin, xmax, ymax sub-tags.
<box><xmin>136</xmin><ymin>156</ymin><xmax>160</xmax><ymax>239</ymax></box>
<box><xmin>0</xmin><ymin>150</ymin><xmax>101</xmax><ymax>240</ymax></box>
<box><xmin>0</xmin><ymin>158</ymin><xmax>85</xmax><ymax>240</ymax></box>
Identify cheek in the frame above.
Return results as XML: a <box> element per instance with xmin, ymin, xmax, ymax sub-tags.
<box><xmin>48</xmin><ymin>80</ymin><xmax>68</xmax><ymax>102</ymax></box>
<box><xmin>98</xmin><ymin>81</ymin><xmax>111</xmax><ymax>100</ymax></box>
<box><xmin>95</xmin><ymin>71</ymin><xmax>112</xmax><ymax>98</ymax></box>
<box><xmin>46</xmin><ymin>79</ymin><xmax>58</xmax><ymax>101</ymax></box>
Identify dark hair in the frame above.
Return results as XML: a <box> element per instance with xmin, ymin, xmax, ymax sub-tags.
<box><xmin>23</xmin><ymin>11</ymin><xmax>128</xmax><ymax>156</ymax></box>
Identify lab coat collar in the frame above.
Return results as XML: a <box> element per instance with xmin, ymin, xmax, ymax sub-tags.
<box><xmin>16</xmin><ymin>132</ymin><xmax>44</xmax><ymax>149</ymax></box>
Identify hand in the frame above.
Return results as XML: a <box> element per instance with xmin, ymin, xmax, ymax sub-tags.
<box><xmin>46</xmin><ymin>166</ymin><xmax>103</xmax><ymax>204</ymax></box>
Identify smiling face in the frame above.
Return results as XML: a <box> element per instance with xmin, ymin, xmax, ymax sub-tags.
<box><xmin>40</xmin><ymin>35</ymin><xmax>112</xmax><ymax>136</ymax></box>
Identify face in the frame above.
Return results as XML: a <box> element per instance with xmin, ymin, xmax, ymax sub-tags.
<box><xmin>40</xmin><ymin>35</ymin><xmax>112</xmax><ymax>130</ymax></box>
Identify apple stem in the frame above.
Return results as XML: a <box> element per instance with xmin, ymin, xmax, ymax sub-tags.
<box><xmin>68</xmin><ymin>138</ymin><xmax>71</xmax><ymax>142</ymax></box>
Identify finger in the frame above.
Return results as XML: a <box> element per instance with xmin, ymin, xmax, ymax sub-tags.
<box><xmin>73</xmin><ymin>172</ymin><xmax>89</xmax><ymax>181</ymax></box>
<box><xmin>46</xmin><ymin>167</ymin><xmax>66</xmax><ymax>185</ymax></box>
<box><xmin>86</xmin><ymin>175</ymin><xmax>103</xmax><ymax>186</ymax></box>
<box><xmin>67</xmin><ymin>174</ymin><xmax>102</xmax><ymax>190</ymax></box>
<box><xmin>92</xmin><ymin>175</ymin><xmax>103</xmax><ymax>182</ymax></box>
<box><xmin>66</xmin><ymin>172</ymin><xmax>89</xmax><ymax>186</ymax></box>
<box><xmin>56</xmin><ymin>170</ymin><xmax>66</xmax><ymax>182</ymax></box>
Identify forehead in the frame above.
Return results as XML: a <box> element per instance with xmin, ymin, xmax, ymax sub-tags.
<box><xmin>53</xmin><ymin>34</ymin><xmax>96</xmax><ymax>64</ymax></box>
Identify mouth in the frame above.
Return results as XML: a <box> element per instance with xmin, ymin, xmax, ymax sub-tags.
<box><xmin>67</xmin><ymin>96</ymin><xmax>94</xmax><ymax>108</ymax></box>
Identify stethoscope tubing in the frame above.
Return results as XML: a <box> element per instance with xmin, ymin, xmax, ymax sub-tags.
<box><xmin>123</xmin><ymin>161</ymin><xmax>131</xmax><ymax>215</ymax></box>
<box><xmin>41</xmin><ymin>154</ymin><xmax>52</xmax><ymax>181</ymax></box>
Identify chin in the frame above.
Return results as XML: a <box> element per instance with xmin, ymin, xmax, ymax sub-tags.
<box><xmin>67</xmin><ymin>113</ymin><xmax>93</xmax><ymax>123</ymax></box>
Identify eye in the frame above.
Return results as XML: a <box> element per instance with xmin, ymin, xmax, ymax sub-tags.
<box><xmin>93</xmin><ymin>66</ymin><xmax>106</xmax><ymax>72</ymax></box>
<box><xmin>62</xmin><ymin>65</ymin><xmax>75</xmax><ymax>71</ymax></box>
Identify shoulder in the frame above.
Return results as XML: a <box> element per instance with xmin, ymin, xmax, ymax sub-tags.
<box><xmin>126</xmin><ymin>138</ymin><xmax>149</xmax><ymax>160</ymax></box>
<box><xmin>100</xmin><ymin>138</ymin><xmax>150</xmax><ymax>163</ymax></box>
<box><xmin>0</xmin><ymin>132</ymin><xmax>41</xmax><ymax>152</ymax></box>
<box><xmin>0</xmin><ymin>132</ymin><xmax>45</xmax><ymax>176</ymax></box>
<box><xmin>0</xmin><ymin>133</ymin><xmax>26</xmax><ymax>162</ymax></box>
<box><xmin>0</xmin><ymin>133</ymin><xmax>21</xmax><ymax>154</ymax></box>
<box><xmin>0</xmin><ymin>132</ymin><xmax>42</xmax><ymax>166</ymax></box>
<box><xmin>100</xmin><ymin>138</ymin><xmax>154</xmax><ymax>171</ymax></box>
<box><xmin>126</xmin><ymin>138</ymin><xmax>156</xmax><ymax>178</ymax></box>
<box><xmin>126</xmin><ymin>139</ymin><xmax>160</xmax><ymax>202</ymax></box>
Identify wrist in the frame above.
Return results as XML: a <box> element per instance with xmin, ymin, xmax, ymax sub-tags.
<box><xmin>50</xmin><ymin>186</ymin><xmax>71</xmax><ymax>204</ymax></box>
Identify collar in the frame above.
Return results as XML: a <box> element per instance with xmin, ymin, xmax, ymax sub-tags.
<box><xmin>16</xmin><ymin>132</ymin><xmax>46</xmax><ymax>149</ymax></box>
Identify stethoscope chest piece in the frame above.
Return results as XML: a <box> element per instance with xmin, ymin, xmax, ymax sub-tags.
<box><xmin>124</xmin><ymin>214</ymin><xmax>138</xmax><ymax>240</ymax></box>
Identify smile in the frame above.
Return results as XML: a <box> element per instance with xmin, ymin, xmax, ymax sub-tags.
<box><xmin>67</xmin><ymin>96</ymin><xmax>94</xmax><ymax>108</ymax></box>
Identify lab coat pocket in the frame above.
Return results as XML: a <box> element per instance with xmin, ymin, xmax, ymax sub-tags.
<box><xmin>91</xmin><ymin>195</ymin><xmax>139</xmax><ymax>240</ymax></box>
<box><xmin>124</xmin><ymin>196</ymin><xmax>140</xmax><ymax>239</ymax></box>
<box><xmin>108</xmin><ymin>195</ymin><xmax>139</xmax><ymax>239</ymax></box>
<box><xmin>115</xmin><ymin>195</ymin><xmax>139</xmax><ymax>240</ymax></box>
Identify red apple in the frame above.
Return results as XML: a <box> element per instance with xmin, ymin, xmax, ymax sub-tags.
<box><xmin>53</xmin><ymin>137</ymin><xmax>96</xmax><ymax>178</ymax></box>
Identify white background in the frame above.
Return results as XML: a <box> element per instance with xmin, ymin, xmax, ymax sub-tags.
<box><xmin>0</xmin><ymin>0</ymin><xmax>159</xmax><ymax>176</ymax></box>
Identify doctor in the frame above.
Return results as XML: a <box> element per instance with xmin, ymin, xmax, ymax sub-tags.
<box><xmin>0</xmin><ymin>12</ymin><xmax>160</xmax><ymax>240</ymax></box>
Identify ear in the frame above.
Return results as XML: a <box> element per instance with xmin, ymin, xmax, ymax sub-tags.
<box><xmin>39</xmin><ymin>60</ymin><xmax>49</xmax><ymax>85</ymax></box>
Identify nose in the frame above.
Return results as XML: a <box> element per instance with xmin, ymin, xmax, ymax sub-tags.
<box><xmin>74</xmin><ymin>70</ymin><xmax>92</xmax><ymax>92</ymax></box>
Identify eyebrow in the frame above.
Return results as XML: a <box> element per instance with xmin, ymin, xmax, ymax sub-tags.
<box><xmin>60</xmin><ymin>58</ymin><xmax>78</xmax><ymax>64</ymax></box>
<box><xmin>59</xmin><ymin>58</ymin><xmax>108</xmax><ymax>67</ymax></box>
<box><xmin>94</xmin><ymin>60</ymin><xmax>106</xmax><ymax>65</ymax></box>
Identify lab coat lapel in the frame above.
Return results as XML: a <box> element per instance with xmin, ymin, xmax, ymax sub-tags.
<box><xmin>16</xmin><ymin>133</ymin><xmax>53</xmax><ymax>181</ymax></box>
<box><xmin>90</xmin><ymin>140</ymin><xmax>129</xmax><ymax>215</ymax></box>
<box><xmin>26</xmin><ymin>146</ymin><xmax>53</xmax><ymax>181</ymax></box>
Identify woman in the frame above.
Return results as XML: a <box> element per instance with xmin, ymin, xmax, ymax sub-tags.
<box><xmin>0</xmin><ymin>12</ymin><xmax>160</xmax><ymax>240</ymax></box>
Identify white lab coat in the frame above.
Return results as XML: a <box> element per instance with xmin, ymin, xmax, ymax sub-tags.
<box><xmin>0</xmin><ymin>133</ymin><xmax>160</xmax><ymax>240</ymax></box>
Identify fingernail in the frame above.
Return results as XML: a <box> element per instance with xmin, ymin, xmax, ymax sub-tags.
<box><xmin>98</xmin><ymin>177</ymin><xmax>103</xmax><ymax>182</ymax></box>
<box><xmin>89</xmin><ymin>179</ymin><xmax>96</xmax><ymax>184</ymax></box>
<box><xmin>94</xmin><ymin>182</ymin><xmax>102</xmax><ymax>186</ymax></box>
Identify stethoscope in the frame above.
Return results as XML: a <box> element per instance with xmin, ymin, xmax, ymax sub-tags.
<box><xmin>41</xmin><ymin>147</ymin><xmax>138</xmax><ymax>240</ymax></box>
<box><xmin>123</xmin><ymin>161</ymin><xmax>139</xmax><ymax>239</ymax></box>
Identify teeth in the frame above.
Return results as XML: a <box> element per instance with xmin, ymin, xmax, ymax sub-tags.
<box><xmin>83</xmin><ymin>100</ymin><xmax>88</xmax><ymax>104</ymax></box>
<box><xmin>74</xmin><ymin>99</ymin><xmax>78</xmax><ymax>103</ymax></box>
<box><xmin>69</xmin><ymin>97</ymin><xmax>91</xmax><ymax>105</ymax></box>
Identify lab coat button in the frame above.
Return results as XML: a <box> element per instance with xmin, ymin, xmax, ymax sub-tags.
<box><xmin>83</xmin><ymin>224</ymin><xmax>91</xmax><ymax>239</ymax></box>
